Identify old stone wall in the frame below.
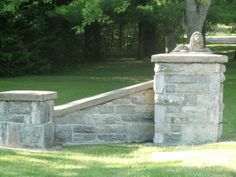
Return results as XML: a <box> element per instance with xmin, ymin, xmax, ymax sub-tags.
<box><xmin>53</xmin><ymin>81</ymin><xmax>154</xmax><ymax>145</ymax></box>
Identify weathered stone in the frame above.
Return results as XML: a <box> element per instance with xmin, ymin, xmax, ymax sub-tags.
<box><xmin>8</xmin><ymin>114</ymin><xmax>29</xmax><ymax>123</ymax></box>
<box><xmin>98</xmin><ymin>105</ymin><xmax>114</xmax><ymax>114</ymax></box>
<box><xmin>31</xmin><ymin>101</ymin><xmax>53</xmax><ymax>124</ymax></box>
<box><xmin>0</xmin><ymin>102</ymin><xmax>7</xmax><ymax>113</ymax></box>
<box><xmin>54</xmin><ymin>112</ymin><xmax>86</xmax><ymax>124</ymax></box>
<box><xmin>167</xmin><ymin>105</ymin><xmax>182</xmax><ymax>113</ymax></box>
<box><xmin>167</xmin><ymin>116</ymin><xmax>187</xmax><ymax>124</ymax></box>
<box><xmin>73</xmin><ymin>134</ymin><xmax>96</xmax><ymax>143</ymax></box>
<box><xmin>125</xmin><ymin>123</ymin><xmax>154</xmax><ymax>142</ymax></box>
<box><xmin>73</xmin><ymin>125</ymin><xmax>105</xmax><ymax>134</ymax></box>
<box><xmin>154</xmin><ymin>63</ymin><xmax>185</xmax><ymax>73</ymax></box>
<box><xmin>153</xmin><ymin>133</ymin><xmax>164</xmax><ymax>144</ymax></box>
<box><xmin>112</xmin><ymin>97</ymin><xmax>131</xmax><ymax>104</ymax></box>
<box><xmin>171</xmin><ymin>125</ymin><xmax>181</xmax><ymax>133</ymax></box>
<box><xmin>155</xmin><ymin>94</ymin><xmax>184</xmax><ymax>105</ymax></box>
<box><xmin>18</xmin><ymin>125</ymin><xmax>43</xmax><ymax>148</ymax></box>
<box><xmin>175</xmin><ymin>84</ymin><xmax>208</xmax><ymax>93</ymax></box>
<box><xmin>154</xmin><ymin>123</ymin><xmax>170</xmax><ymax>133</ymax></box>
<box><xmin>164</xmin><ymin>134</ymin><xmax>181</xmax><ymax>145</ymax></box>
<box><xmin>86</xmin><ymin>115</ymin><xmax>121</xmax><ymax>124</ymax></box>
<box><xmin>44</xmin><ymin>123</ymin><xmax>54</xmax><ymax>148</ymax></box>
<box><xmin>55</xmin><ymin>125</ymin><xmax>72</xmax><ymax>144</ymax></box>
<box><xmin>181</xmin><ymin>125</ymin><xmax>218</xmax><ymax>145</ymax></box>
<box><xmin>9</xmin><ymin>102</ymin><xmax>31</xmax><ymax>114</ymax></box>
<box><xmin>0</xmin><ymin>123</ymin><xmax>8</xmax><ymax>145</ymax></box>
<box><xmin>97</xmin><ymin>135</ymin><xmax>125</xmax><ymax>142</ymax></box>
<box><xmin>197</xmin><ymin>94</ymin><xmax>220</xmax><ymax>106</ymax></box>
<box><xmin>154</xmin><ymin>74</ymin><xmax>165</xmax><ymax>93</ymax></box>
<box><xmin>165</xmin><ymin>85</ymin><xmax>175</xmax><ymax>93</ymax></box>
<box><xmin>121</xmin><ymin>113</ymin><xmax>154</xmax><ymax>123</ymax></box>
<box><xmin>184</xmin><ymin>95</ymin><xmax>197</xmax><ymax>105</ymax></box>
<box><xmin>106</xmin><ymin>124</ymin><xmax>125</xmax><ymax>134</ymax></box>
<box><xmin>115</xmin><ymin>105</ymin><xmax>135</xmax><ymax>114</ymax></box>
<box><xmin>154</xmin><ymin>105</ymin><xmax>166</xmax><ymax>123</ymax></box>
<box><xmin>182</xmin><ymin>106</ymin><xmax>207</xmax><ymax>114</ymax></box>
<box><xmin>135</xmin><ymin>105</ymin><xmax>154</xmax><ymax>113</ymax></box>
<box><xmin>165</xmin><ymin>74</ymin><xmax>197</xmax><ymax>83</ymax></box>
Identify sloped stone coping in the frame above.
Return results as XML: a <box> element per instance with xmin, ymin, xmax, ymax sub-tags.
<box><xmin>0</xmin><ymin>90</ymin><xmax>57</xmax><ymax>101</ymax></box>
<box><xmin>151</xmin><ymin>53</ymin><xmax>228</xmax><ymax>63</ymax></box>
<box><xmin>54</xmin><ymin>80</ymin><xmax>153</xmax><ymax>117</ymax></box>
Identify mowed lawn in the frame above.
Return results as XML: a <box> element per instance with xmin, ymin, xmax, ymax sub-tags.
<box><xmin>0</xmin><ymin>46</ymin><xmax>236</xmax><ymax>177</ymax></box>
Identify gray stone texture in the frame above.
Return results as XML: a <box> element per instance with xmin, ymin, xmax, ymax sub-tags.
<box><xmin>152</xmin><ymin>53</ymin><xmax>227</xmax><ymax>145</ymax></box>
<box><xmin>54</xmin><ymin>89</ymin><xmax>154</xmax><ymax>145</ymax></box>
<box><xmin>0</xmin><ymin>91</ymin><xmax>56</xmax><ymax>149</ymax></box>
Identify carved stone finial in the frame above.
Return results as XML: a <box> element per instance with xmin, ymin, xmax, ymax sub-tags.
<box><xmin>172</xmin><ymin>31</ymin><xmax>212</xmax><ymax>53</ymax></box>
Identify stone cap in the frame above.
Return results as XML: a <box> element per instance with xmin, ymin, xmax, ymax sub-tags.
<box><xmin>151</xmin><ymin>53</ymin><xmax>228</xmax><ymax>63</ymax></box>
<box><xmin>0</xmin><ymin>90</ymin><xmax>57</xmax><ymax>101</ymax></box>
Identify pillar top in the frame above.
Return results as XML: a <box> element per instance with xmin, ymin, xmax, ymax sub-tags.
<box><xmin>151</xmin><ymin>53</ymin><xmax>228</xmax><ymax>63</ymax></box>
<box><xmin>0</xmin><ymin>90</ymin><xmax>57</xmax><ymax>101</ymax></box>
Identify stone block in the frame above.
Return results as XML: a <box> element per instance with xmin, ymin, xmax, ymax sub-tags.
<box><xmin>155</xmin><ymin>94</ymin><xmax>184</xmax><ymax>105</ymax></box>
<box><xmin>106</xmin><ymin>124</ymin><xmax>125</xmax><ymax>134</ymax></box>
<box><xmin>125</xmin><ymin>123</ymin><xmax>154</xmax><ymax>142</ymax></box>
<box><xmin>97</xmin><ymin>135</ymin><xmax>126</xmax><ymax>142</ymax></box>
<box><xmin>73</xmin><ymin>125</ymin><xmax>105</xmax><ymax>134</ymax></box>
<box><xmin>184</xmin><ymin>95</ymin><xmax>197</xmax><ymax>105</ymax></box>
<box><xmin>167</xmin><ymin>116</ymin><xmax>187</xmax><ymax>124</ymax></box>
<box><xmin>9</xmin><ymin>102</ymin><xmax>31</xmax><ymax>114</ymax></box>
<box><xmin>171</xmin><ymin>125</ymin><xmax>181</xmax><ymax>133</ymax></box>
<box><xmin>135</xmin><ymin>105</ymin><xmax>154</xmax><ymax>113</ymax></box>
<box><xmin>0</xmin><ymin>102</ymin><xmax>7</xmax><ymax>113</ymax></box>
<box><xmin>54</xmin><ymin>124</ymin><xmax>72</xmax><ymax>144</ymax></box>
<box><xmin>121</xmin><ymin>113</ymin><xmax>154</xmax><ymax>123</ymax></box>
<box><xmin>86</xmin><ymin>115</ymin><xmax>121</xmax><ymax>124</ymax></box>
<box><xmin>7</xmin><ymin>123</ymin><xmax>21</xmax><ymax>146</ymax></box>
<box><xmin>197</xmin><ymin>94</ymin><xmax>220</xmax><ymax>106</ymax></box>
<box><xmin>98</xmin><ymin>105</ymin><xmax>114</xmax><ymax>114</ymax></box>
<box><xmin>154</xmin><ymin>105</ymin><xmax>166</xmax><ymax>123</ymax></box>
<box><xmin>182</xmin><ymin>106</ymin><xmax>207</xmax><ymax>114</ymax></box>
<box><xmin>54</xmin><ymin>112</ymin><xmax>86</xmax><ymax>124</ymax></box>
<box><xmin>154</xmin><ymin>123</ymin><xmax>170</xmax><ymax>133</ymax></box>
<box><xmin>153</xmin><ymin>133</ymin><xmax>164</xmax><ymax>144</ymax></box>
<box><xmin>165</xmin><ymin>85</ymin><xmax>175</xmax><ymax>93</ymax></box>
<box><xmin>112</xmin><ymin>97</ymin><xmax>131</xmax><ymax>104</ymax></box>
<box><xmin>44</xmin><ymin>123</ymin><xmax>54</xmax><ymax>148</ymax></box>
<box><xmin>18</xmin><ymin>125</ymin><xmax>43</xmax><ymax>148</ymax></box>
<box><xmin>154</xmin><ymin>63</ymin><xmax>185</xmax><ymax>73</ymax></box>
<box><xmin>31</xmin><ymin>101</ymin><xmax>53</xmax><ymax>124</ymax></box>
<box><xmin>175</xmin><ymin>84</ymin><xmax>208</xmax><ymax>93</ymax></box>
<box><xmin>73</xmin><ymin>134</ymin><xmax>96</xmax><ymax>143</ymax></box>
<box><xmin>154</xmin><ymin>74</ymin><xmax>165</xmax><ymax>93</ymax></box>
<box><xmin>115</xmin><ymin>105</ymin><xmax>135</xmax><ymax>114</ymax></box>
<box><xmin>181</xmin><ymin>125</ymin><xmax>219</xmax><ymax>145</ymax></box>
<box><xmin>165</xmin><ymin>74</ymin><xmax>197</xmax><ymax>83</ymax></box>
<box><xmin>0</xmin><ymin>123</ymin><xmax>8</xmax><ymax>145</ymax></box>
<box><xmin>164</xmin><ymin>134</ymin><xmax>181</xmax><ymax>145</ymax></box>
<box><xmin>8</xmin><ymin>114</ymin><xmax>30</xmax><ymax>123</ymax></box>
<box><xmin>167</xmin><ymin>105</ymin><xmax>182</xmax><ymax>113</ymax></box>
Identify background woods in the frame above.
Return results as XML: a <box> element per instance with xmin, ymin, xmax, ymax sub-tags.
<box><xmin>0</xmin><ymin>0</ymin><xmax>235</xmax><ymax>76</ymax></box>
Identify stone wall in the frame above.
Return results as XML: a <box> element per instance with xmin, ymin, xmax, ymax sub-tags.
<box><xmin>53</xmin><ymin>81</ymin><xmax>154</xmax><ymax>145</ymax></box>
<box><xmin>152</xmin><ymin>53</ymin><xmax>228</xmax><ymax>145</ymax></box>
<box><xmin>0</xmin><ymin>91</ymin><xmax>57</xmax><ymax>148</ymax></box>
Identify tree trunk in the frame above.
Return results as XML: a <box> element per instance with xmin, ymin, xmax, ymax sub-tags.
<box><xmin>166</xmin><ymin>31</ymin><xmax>177</xmax><ymax>53</ymax></box>
<box><xmin>137</xmin><ymin>22</ymin><xmax>156</xmax><ymax>59</ymax></box>
<box><xmin>185</xmin><ymin>0</ymin><xmax>211</xmax><ymax>42</ymax></box>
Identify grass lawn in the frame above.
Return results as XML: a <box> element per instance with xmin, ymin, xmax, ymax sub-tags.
<box><xmin>0</xmin><ymin>143</ymin><xmax>236</xmax><ymax>177</ymax></box>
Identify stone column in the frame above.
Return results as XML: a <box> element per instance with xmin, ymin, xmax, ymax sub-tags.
<box><xmin>0</xmin><ymin>91</ymin><xmax>57</xmax><ymax>149</ymax></box>
<box><xmin>151</xmin><ymin>53</ymin><xmax>228</xmax><ymax>145</ymax></box>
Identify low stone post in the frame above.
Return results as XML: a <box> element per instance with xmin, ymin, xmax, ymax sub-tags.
<box><xmin>0</xmin><ymin>91</ymin><xmax>57</xmax><ymax>149</ymax></box>
<box><xmin>151</xmin><ymin>53</ymin><xmax>228</xmax><ymax>145</ymax></box>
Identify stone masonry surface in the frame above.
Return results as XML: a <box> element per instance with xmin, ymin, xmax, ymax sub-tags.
<box><xmin>0</xmin><ymin>91</ymin><xmax>56</xmax><ymax>149</ymax></box>
<box><xmin>54</xmin><ymin>81</ymin><xmax>154</xmax><ymax>145</ymax></box>
<box><xmin>152</xmin><ymin>53</ymin><xmax>228</xmax><ymax>145</ymax></box>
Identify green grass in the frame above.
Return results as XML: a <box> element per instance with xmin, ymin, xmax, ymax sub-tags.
<box><xmin>0</xmin><ymin>143</ymin><xmax>236</xmax><ymax>177</ymax></box>
<box><xmin>0</xmin><ymin>58</ymin><xmax>154</xmax><ymax>105</ymax></box>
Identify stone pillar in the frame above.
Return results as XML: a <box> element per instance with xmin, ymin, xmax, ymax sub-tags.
<box><xmin>151</xmin><ymin>53</ymin><xmax>228</xmax><ymax>145</ymax></box>
<box><xmin>0</xmin><ymin>91</ymin><xmax>57</xmax><ymax>149</ymax></box>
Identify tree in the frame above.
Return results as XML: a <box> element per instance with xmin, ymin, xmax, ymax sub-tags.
<box><xmin>185</xmin><ymin>0</ymin><xmax>212</xmax><ymax>42</ymax></box>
